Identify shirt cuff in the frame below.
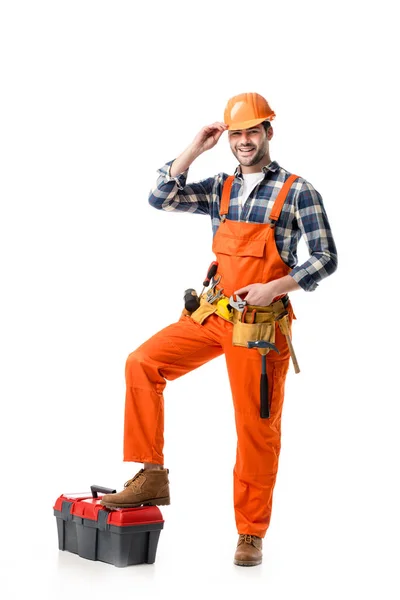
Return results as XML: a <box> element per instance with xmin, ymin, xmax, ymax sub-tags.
<box><xmin>289</xmin><ymin>267</ymin><xmax>319</xmax><ymax>292</ymax></box>
<box><xmin>158</xmin><ymin>160</ymin><xmax>189</xmax><ymax>191</ymax></box>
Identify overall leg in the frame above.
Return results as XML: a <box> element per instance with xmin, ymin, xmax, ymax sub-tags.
<box><xmin>223</xmin><ymin>319</ymin><xmax>291</xmax><ymax>539</ymax></box>
<box><xmin>124</xmin><ymin>314</ymin><xmax>223</xmax><ymax>464</ymax></box>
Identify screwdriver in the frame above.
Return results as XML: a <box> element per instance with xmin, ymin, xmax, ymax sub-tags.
<box><xmin>200</xmin><ymin>261</ymin><xmax>218</xmax><ymax>297</ymax></box>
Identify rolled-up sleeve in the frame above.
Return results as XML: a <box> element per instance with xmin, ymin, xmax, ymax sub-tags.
<box><xmin>289</xmin><ymin>182</ymin><xmax>338</xmax><ymax>291</ymax></box>
<box><xmin>148</xmin><ymin>160</ymin><xmax>216</xmax><ymax>215</ymax></box>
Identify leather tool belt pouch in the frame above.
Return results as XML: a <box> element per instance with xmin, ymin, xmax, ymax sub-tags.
<box><xmin>190</xmin><ymin>295</ymin><xmax>218</xmax><ymax>324</ymax></box>
<box><xmin>232</xmin><ymin>304</ymin><xmax>277</xmax><ymax>348</ymax></box>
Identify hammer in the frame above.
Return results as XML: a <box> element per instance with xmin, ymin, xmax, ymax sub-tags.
<box><xmin>247</xmin><ymin>340</ymin><xmax>280</xmax><ymax>418</ymax></box>
<box><xmin>275</xmin><ymin>310</ymin><xmax>300</xmax><ymax>374</ymax></box>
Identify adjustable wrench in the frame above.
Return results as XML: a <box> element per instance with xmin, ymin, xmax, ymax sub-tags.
<box><xmin>228</xmin><ymin>294</ymin><xmax>247</xmax><ymax>312</ymax></box>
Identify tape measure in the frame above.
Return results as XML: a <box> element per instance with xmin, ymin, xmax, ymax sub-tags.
<box><xmin>216</xmin><ymin>297</ymin><xmax>233</xmax><ymax>321</ymax></box>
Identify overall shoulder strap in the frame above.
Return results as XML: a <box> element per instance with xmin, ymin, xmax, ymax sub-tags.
<box><xmin>220</xmin><ymin>176</ymin><xmax>235</xmax><ymax>218</ymax></box>
<box><xmin>269</xmin><ymin>174</ymin><xmax>299</xmax><ymax>227</ymax></box>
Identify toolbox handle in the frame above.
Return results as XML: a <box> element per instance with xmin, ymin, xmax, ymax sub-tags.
<box><xmin>90</xmin><ymin>485</ymin><xmax>116</xmax><ymax>498</ymax></box>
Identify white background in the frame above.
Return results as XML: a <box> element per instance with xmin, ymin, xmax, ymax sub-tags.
<box><xmin>1</xmin><ymin>1</ymin><xmax>399</xmax><ymax>598</ymax></box>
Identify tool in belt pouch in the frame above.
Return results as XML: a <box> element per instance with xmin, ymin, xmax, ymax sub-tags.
<box><xmin>231</xmin><ymin>305</ymin><xmax>276</xmax><ymax>347</ymax></box>
<box><xmin>230</xmin><ymin>294</ymin><xmax>301</xmax><ymax>373</ymax></box>
<box><xmin>190</xmin><ymin>295</ymin><xmax>219</xmax><ymax>324</ymax></box>
<box><xmin>275</xmin><ymin>308</ymin><xmax>301</xmax><ymax>374</ymax></box>
<box><xmin>229</xmin><ymin>293</ymin><xmax>300</xmax><ymax>419</ymax></box>
<box><xmin>230</xmin><ymin>293</ymin><xmax>276</xmax><ymax>347</ymax></box>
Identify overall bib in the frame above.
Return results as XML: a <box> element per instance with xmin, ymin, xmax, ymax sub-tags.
<box><xmin>124</xmin><ymin>174</ymin><xmax>299</xmax><ymax>537</ymax></box>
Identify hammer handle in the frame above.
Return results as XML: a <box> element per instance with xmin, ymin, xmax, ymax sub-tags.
<box><xmin>260</xmin><ymin>373</ymin><xmax>270</xmax><ymax>418</ymax></box>
<box><xmin>277</xmin><ymin>314</ymin><xmax>301</xmax><ymax>374</ymax></box>
<box><xmin>285</xmin><ymin>335</ymin><xmax>301</xmax><ymax>374</ymax></box>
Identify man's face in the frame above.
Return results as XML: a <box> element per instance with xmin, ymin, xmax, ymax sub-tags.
<box><xmin>228</xmin><ymin>124</ymin><xmax>271</xmax><ymax>167</ymax></box>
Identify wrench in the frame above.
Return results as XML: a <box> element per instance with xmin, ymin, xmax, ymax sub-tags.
<box><xmin>206</xmin><ymin>275</ymin><xmax>222</xmax><ymax>300</ymax></box>
<box><xmin>207</xmin><ymin>288</ymin><xmax>224</xmax><ymax>303</ymax></box>
<box><xmin>228</xmin><ymin>294</ymin><xmax>247</xmax><ymax>312</ymax></box>
<box><xmin>207</xmin><ymin>275</ymin><xmax>221</xmax><ymax>294</ymax></box>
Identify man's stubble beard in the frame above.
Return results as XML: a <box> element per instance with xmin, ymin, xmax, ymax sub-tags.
<box><xmin>233</xmin><ymin>140</ymin><xmax>268</xmax><ymax>168</ymax></box>
<box><xmin>244</xmin><ymin>146</ymin><xmax>266</xmax><ymax>167</ymax></box>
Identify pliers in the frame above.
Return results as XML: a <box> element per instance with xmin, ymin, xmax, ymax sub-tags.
<box><xmin>241</xmin><ymin>306</ymin><xmax>257</xmax><ymax>323</ymax></box>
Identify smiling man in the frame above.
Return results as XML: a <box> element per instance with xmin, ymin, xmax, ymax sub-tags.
<box><xmin>100</xmin><ymin>93</ymin><xmax>338</xmax><ymax>567</ymax></box>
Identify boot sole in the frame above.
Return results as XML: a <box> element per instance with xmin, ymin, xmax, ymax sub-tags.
<box><xmin>100</xmin><ymin>496</ymin><xmax>170</xmax><ymax>510</ymax></box>
<box><xmin>234</xmin><ymin>558</ymin><xmax>262</xmax><ymax>567</ymax></box>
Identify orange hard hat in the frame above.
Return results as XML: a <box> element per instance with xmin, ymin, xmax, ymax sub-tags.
<box><xmin>224</xmin><ymin>93</ymin><xmax>276</xmax><ymax>131</ymax></box>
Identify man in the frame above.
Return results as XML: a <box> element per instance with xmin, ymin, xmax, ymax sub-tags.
<box><xmin>100</xmin><ymin>93</ymin><xmax>338</xmax><ymax>567</ymax></box>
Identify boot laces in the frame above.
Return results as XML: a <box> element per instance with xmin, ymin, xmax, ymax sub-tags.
<box><xmin>239</xmin><ymin>534</ymin><xmax>256</xmax><ymax>546</ymax></box>
<box><xmin>124</xmin><ymin>469</ymin><xmax>145</xmax><ymax>489</ymax></box>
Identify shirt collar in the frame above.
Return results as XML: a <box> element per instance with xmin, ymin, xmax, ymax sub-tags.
<box><xmin>233</xmin><ymin>160</ymin><xmax>280</xmax><ymax>179</ymax></box>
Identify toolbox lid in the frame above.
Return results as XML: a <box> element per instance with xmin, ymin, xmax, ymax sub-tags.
<box><xmin>54</xmin><ymin>493</ymin><xmax>164</xmax><ymax>526</ymax></box>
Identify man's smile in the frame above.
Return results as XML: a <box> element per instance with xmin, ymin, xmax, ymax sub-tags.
<box><xmin>238</xmin><ymin>147</ymin><xmax>256</xmax><ymax>154</ymax></box>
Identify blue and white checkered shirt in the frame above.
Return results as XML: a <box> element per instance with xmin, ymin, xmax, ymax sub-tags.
<box><xmin>148</xmin><ymin>160</ymin><xmax>338</xmax><ymax>292</ymax></box>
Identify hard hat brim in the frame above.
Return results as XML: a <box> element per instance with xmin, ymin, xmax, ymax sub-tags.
<box><xmin>227</xmin><ymin>115</ymin><xmax>275</xmax><ymax>131</ymax></box>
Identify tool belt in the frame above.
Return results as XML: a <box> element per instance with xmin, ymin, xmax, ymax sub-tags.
<box><xmin>231</xmin><ymin>296</ymin><xmax>289</xmax><ymax>348</ymax></box>
<box><xmin>189</xmin><ymin>292</ymin><xmax>299</xmax><ymax>371</ymax></box>
<box><xmin>190</xmin><ymin>293</ymin><xmax>288</xmax><ymax>341</ymax></box>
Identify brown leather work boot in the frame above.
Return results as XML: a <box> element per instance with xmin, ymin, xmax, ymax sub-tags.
<box><xmin>234</xmin><ymin>534</ymin><xmax>263</xmax><ymax>566</ymax></box>
<box><xmin>100</xmin><ymin>468</ymin><xmax>170</xmax><ymax>509</ymax></box>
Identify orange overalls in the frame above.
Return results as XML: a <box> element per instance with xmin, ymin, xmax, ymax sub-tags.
<box><xmin>124</xmin><ymin>174</ymin><xmax>299</xmax><ymax>538</ymax></box>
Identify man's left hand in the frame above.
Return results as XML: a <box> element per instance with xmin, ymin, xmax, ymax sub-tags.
<box><xmin>233</xmin><ymin>283</ymin><xmax>276</xmax><ymax>306</ymax></box>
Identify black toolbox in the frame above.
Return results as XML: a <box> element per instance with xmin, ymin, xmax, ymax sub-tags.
<box><xmin>54</xmin><ymin>485</ymin><xmax>164</xmax><ymax>567</ymax></box>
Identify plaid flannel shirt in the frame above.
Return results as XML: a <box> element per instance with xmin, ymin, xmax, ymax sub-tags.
<box><xmin>148</xmin><ymin>160</ymin><xmax>338</xmax><ymax>291</ymax></box>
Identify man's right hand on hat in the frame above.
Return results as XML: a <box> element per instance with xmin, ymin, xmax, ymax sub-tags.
<box><xmin>169</xmin><ymin>122</ymin><xmax>228</xmax><ymax>177</ymax></box>
<box><xmin>191</xmin><ymin>122</ymin><xmax>228</xmax><ymax>155</ymax></box>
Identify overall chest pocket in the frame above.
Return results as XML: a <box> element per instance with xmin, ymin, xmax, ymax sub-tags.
<box><xmin>212</xmin><ymin>236</ymin><xmax>266</xmax><ymax>258</ymax></box>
